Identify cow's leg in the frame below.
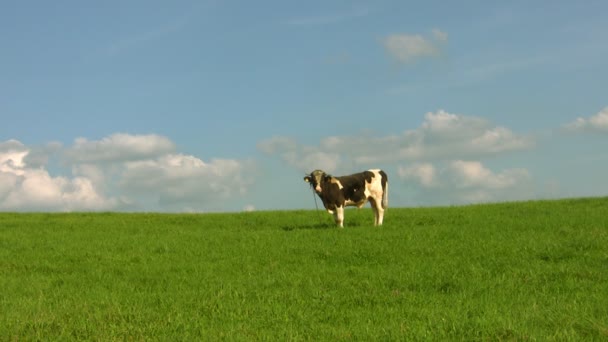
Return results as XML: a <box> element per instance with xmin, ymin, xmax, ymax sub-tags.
<box><xmin>375</xmin><ymin>194</ymin><xmax>385</xmax><ymax>225</ymax></box>
<box><xmin>370</xmin><ymin>199</ymin><xmax>379</xmax><ymax>225</ymax></box>
<box><xmin>376</xmin><ymin>204</ymin><xmax>384</xmax><ymax>226</ymax></box>
<box><xmin>335</xmin><ymin>206</ymin><xmax>344</xmax><ymax>228</ymax></box>
<box><xmin>370</xmin><ymin>197</ymin><xmax>384</xmax><ymax>226</ymax></box>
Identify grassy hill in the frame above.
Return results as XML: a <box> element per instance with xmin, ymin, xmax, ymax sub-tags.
<box><xmin>1</xmin><ymin>197</ymin><xmax>607</xmax><ymax>340</ymax></box>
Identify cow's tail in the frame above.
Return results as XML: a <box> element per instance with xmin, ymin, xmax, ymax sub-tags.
<box><xmin>381</xmin><ymin>170</ymin><xmax>388</xmax><ymax>209</ymax></box>
<box><xmin>382</xmin><ymin>182</ymin><xmax>388</xmax><ymax>209</ymax></box>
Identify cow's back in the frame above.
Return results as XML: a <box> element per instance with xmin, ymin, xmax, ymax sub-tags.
<box><xmin>336</xmin><ymin>171</ymin><xmax>372</xmax><ymax>190</ymax></box>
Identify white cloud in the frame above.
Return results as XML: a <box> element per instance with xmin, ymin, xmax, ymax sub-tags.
<box><xmin>120</xmin><ymin>154</ymin><xmax>252</xmax><ymax>207</ymax></box>
<box><xmin>0</xmin><ymin>172</ymin><xmax>19</xmax><ymax>202</ymax></box>
<box><xmin>257</xmin><ymin>136</ymin><xmax>298</xmax><ymax>155</ymax></box>
<box><xmin>72</xmin><ymin>164</ymin><xmax>106</xmax><ymax>189</ymax></box>
<box><xmin>432</xmin><ymin>29</ymin><xmax>448</xmax><ymax>42</ymax></box>
<box><xmin>64</xmin><ymin>133</ymin><xmax>176</xmax><ymax>163</ymax></box>
<box><xmin>0</xmin><ymin>140</ymin><xmax>28</xmax><ymax>173</ymax></box>
<box><xmin>400</xmin><ymin>160</ymin><xmax>532</xmax><ymax>205</ymax></box>
<box><xmin>23</xmin><ymin>142</ymin><xmax>63</xmax><ymax>169</ymax></box>
<box><xmin>382</xmin><ymin>29</ymin><xmax>447</xmax><ymax>63</ymax></box>
<box><xmin>257</xmin><ymin>137</ymin><xmax>341</xmax><ymax>173</ymax></box>
<box><xmin>0</xmin><ymin>134</ymin><xmax>253</xmax><ymax>212</ymax></box>
<box><xmin>448</xmin><ymin>160</ymin><xmax>529</xmax><ymax>189</ymax></box>
<box><xmin>564</xmin><ymin>107</ymin><xmax>608</xmax><ymax>133</ymax></box>
<box><xmin>0</xmin><ymin>146</ymin><xmax>119</xmax><ymax>211</ymax></box>
<box><xmin>259</xmin><ymin>110</ymin><xmax>534</xmax><ymax>170</ymax></box>
<box><xmin>362</xmin><ymin>110</ymin><xmax>533</xmax><ymax>163</ymax></box>
<box><xmin>419</xmin><ymin>111</ymin><xmax>530</xmax><ymax>152</ymax></box>
<box><xmin>398</xmin><ymin>163</ymin><xmax>437</xmax><ymax>187</ymax></box>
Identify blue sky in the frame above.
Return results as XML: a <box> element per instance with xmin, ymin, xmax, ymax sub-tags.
<box><xmin>1</xmin><ymin>1</ymin><xmax>607</xmax><ymax>212</ymax></box>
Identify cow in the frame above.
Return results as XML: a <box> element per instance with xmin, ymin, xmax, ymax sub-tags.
<box><xmin>304</xmin><ymin>169</ymin><xmax>388</xmax><ymax>228</ymax></box>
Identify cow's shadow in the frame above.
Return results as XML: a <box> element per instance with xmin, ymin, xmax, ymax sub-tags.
<box><xmin>281</xmin><ymin>221</ymin><xmax>365</xmax><ymax>231</ymax></box>
<box><xmin>282</xmin><ymin>223</ymin><xmax>332</xmax><ymax>231</ymax></box>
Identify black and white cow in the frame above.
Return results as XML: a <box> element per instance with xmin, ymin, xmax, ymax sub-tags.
<box><xmin>304</xmin><ymin>169</ymin><xmax>388</xmax><ymax>227</ymax></box>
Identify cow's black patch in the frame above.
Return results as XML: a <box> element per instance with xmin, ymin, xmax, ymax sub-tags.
<box><xmin>337</xmin><ymin>171</ymin><xmax>373</xmax><ymax>204</ymax></box>
<box><xmin>379</xmin><ymin>170</ymin><xmax>388</xmax><ymax>195</ymax></box>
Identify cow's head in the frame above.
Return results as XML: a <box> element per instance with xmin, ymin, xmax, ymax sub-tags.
<box><xmin>304</xmin><ymin>169</ymin><xmax>330</xmax><ymax>194</ymax></box>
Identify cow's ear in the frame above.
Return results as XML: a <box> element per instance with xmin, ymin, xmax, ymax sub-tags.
<box><xmin>324</xmin><ymin>174</ymin><xmax>332</xmax><ymax>182</ymax></box>
<box><xmin>303</xmin><ymin>176</ymin><xmax>311</xmax><ymax>183</ymax></box>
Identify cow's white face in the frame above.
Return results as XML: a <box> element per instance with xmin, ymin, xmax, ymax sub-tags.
<box><xmin>304</xmin><ymin>170</ymin><xmax>328</xmax><ymax>194</ymax></box>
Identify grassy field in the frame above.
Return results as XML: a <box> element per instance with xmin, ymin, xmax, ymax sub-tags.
<box><xmin>1</xmin><ymin>197</ymin><xmax>607</xmax><ymax>340</ymax></box>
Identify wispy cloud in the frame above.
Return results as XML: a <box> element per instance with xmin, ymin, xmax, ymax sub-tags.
<box><xmin>103</xmin><ymin>13</ymin><xmax>192</xmax><ymax>57</ymax></box>
<box><xmin>324</xmin><ymin>52</ymin><xmax>351</xmax><ymax>65</ymax></box>
<box><xmin>382</xmin><ymin>29</ymin><xmax>448</xmax><ymax>64</ymax></box>
<box><xmin>387</xmin><ymin>55</ymin><xmax>547</xmax><ymax>95</ymax></box>
<box><xmin>288</xmin><ymin>7</ymin><xmax>370</xmax><ymax>26</ymax></box>
<box><xmin>462</xmin><ymin>56</ymin><xmax>548</xmax><ymax>85</ymax></box>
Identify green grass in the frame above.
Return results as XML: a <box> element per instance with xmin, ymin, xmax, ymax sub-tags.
<box><xmin>1</xmin><ymin>197</ymin><xmax>607</xmax><ymax>340</ymax></box>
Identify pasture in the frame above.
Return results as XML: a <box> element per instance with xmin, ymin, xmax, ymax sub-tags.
<box><xmin>1</xmin><ymin>197</ymin><xmax>607</xmax><ymax>340</ymax></box>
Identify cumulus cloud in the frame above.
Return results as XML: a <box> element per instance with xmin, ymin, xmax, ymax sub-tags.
<box><xmin>382</xmin><ymin>29</ymin><xmax>448</xmax><ymax>63</ymax></box>
<box><xmin>4</xmin><ymin>172</ymin><xmax>118</xmax><ymax>211</ymax></box>
<box><xmin>564</xmin><ymin>107</ymin><xmax>608</xmax><ymax>133</ymax></box>
<box><xmin>0</xmin><ymin>144</ymin><xmax>119</xmax><ymax>211</ymax></box>
<box><xmin>400</xmin><ymin>160</ymin><xmax>532</xmax><ymax>205</ymax></box>
<box><xmin>0</xmin><ymin>140</ymin><xmax>28</xmax><ymax>172</ymax></box>
<box><xmin>360</xmin><ymin>110</ymin><xmax>532</xmax><ymax>163</ymax></box>
<box><xmin>0</xmin><ymin>134</ymin><xmax>253</xmax><ymax>212</ymax></box>
<box><xmin>258</xmin><ymin>110</ymin><xmax>533</xmax><ymax>170</ymax></box>
<box><xmin>120</xmin><ymin>154</ymin><xmax>252</xmax><ymax>208</ymax></box>
<box><xmin>64</xmin><ymin>133</ymin><xmax>176</xmax><ymax>163</ymax></box>
<box><xmin>448</xmin><ymin>160</ymin><xmax>529</xmax><ymax>190</ymax></box>
<box><xmin>257</xmin><ymin>136</ymin><xmax>341</xmax><ymax>173</ymax></box>
<box><xmin>398</xmin><ymin>163</ymin><xmax>437</xmax><ymax>187</ymax></box>
<box><xmin>23</xmin><ymin>142</ymin><xmax>63</xmax><ymax>169</ymax></box>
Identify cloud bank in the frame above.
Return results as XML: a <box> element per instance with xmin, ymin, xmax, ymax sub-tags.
<box><xmin>2</xmin><ymin>107</ymin><xmax>604</xmax><ymax>211</ymax></box>
<box><xmin>0</xmin><ymin>134</ymin><xmax>252</xmax><ymax>212</ymax></box>
<box><xmin>0</xmin><ymin>140</ymin><xmax>118</xmax><ymax>211</ymax></box>
<box><xmin>258</xmin><ymin>110</ymin><xmax>534</xmax><ymax>173</ymax></box>
<box><xmin>258</xmin><ymin>109</ymin><xmax>538</xmax><ymax>206</ymax></box>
